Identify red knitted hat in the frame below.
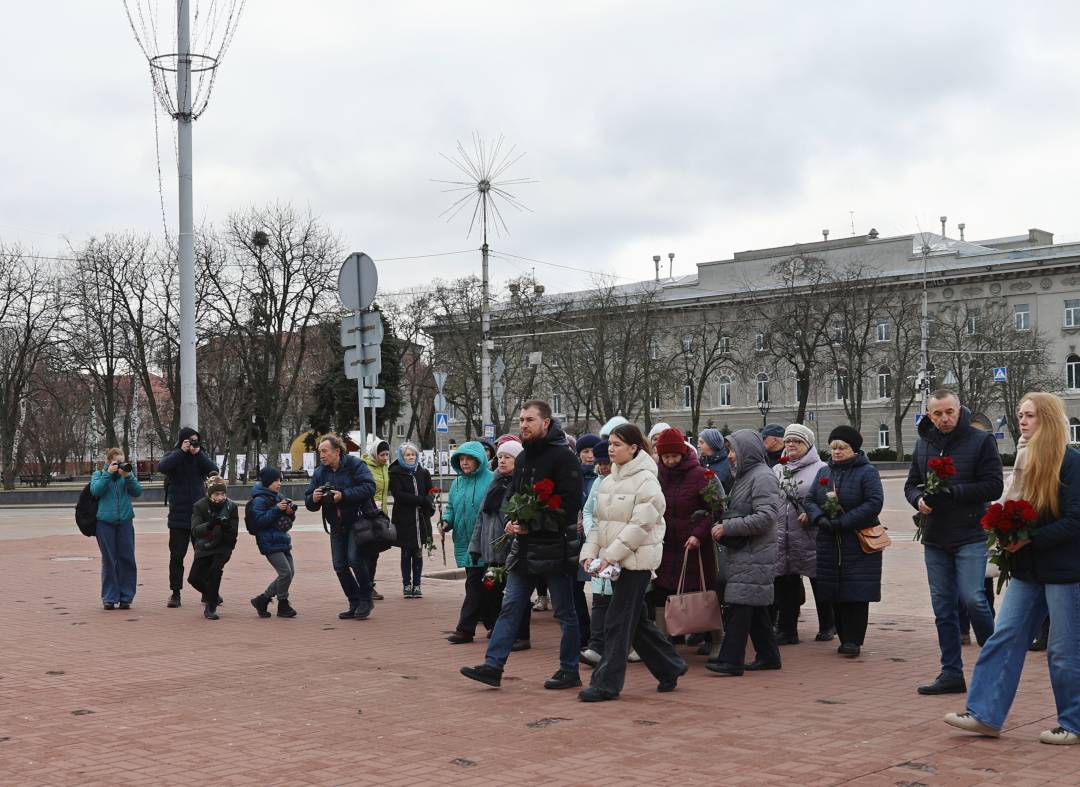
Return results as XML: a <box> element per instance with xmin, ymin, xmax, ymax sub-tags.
<box><xmin>654</xmin><ymin>427</ymin><xmax>688</xmax><ymax>457</ymax></box>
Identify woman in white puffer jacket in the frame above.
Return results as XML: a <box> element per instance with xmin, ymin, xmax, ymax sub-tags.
<box><xmin>578</xmin><ymin>423</ymin><xmax>688</xmax><ymax>702</ymax></box>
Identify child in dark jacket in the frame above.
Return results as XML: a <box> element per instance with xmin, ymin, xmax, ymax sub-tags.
<box><xmin>249</xmin><ymin>467</ymin><xmax>298</xmax><ymax>618</ymax></box>
<box><xmin>188</xmin><ymin>476</ymin><xmax>239</xmax><ymax>620</ymax></box>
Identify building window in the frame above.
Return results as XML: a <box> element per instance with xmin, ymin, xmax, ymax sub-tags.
<box><xmin>1071</xmin><ymin>418</ymin><xmax>1080</xmax><ymax>444</ymax></box>
<box><xmin>682</xmin><ymin>336</ymin><xmax>694</xmax><ymax>353</ymax></box>
<box><xmin>682</xmin><ymin>383</ymin><xmax>692</xmax><ymax>408</ymax></box>
<box><xmin>877</xmin><ymin>366</ymin><xmax>892</xmax><ymax>399</ymax></box>
<box><xmin>718</xmin><ymin>376</ymin><xmax>731</xmax><ymax>407</ymax></box>
<box><xmin>1068</xmin><ymin>355</ymin><xmax>1080</xmax><ymax>390</ymax></box>
<box><xmin>649</xmin><ymin>342</ymin><xmax>660</xmax><ymax>361</ymax></box>
<box><xmin>1014</xmin><ymin>303</ymin><xmax>1030</xmax><ymax>331</ymax></box>
<box><xmin>756</xmin><ymin>373</ymin><xmax>770</xmax><ymax>403</ymax></box>
<box><xmin>755</xmin><ymin>332</ymin><xmax>765</xmax><ymax>352</ymax></box>
<box><xmin>876</xmin><ymin>320</ymin><xmax>891</xmax><ymax>342</ymax></box>
<box><xmin>831</xmin><ymin>322</ymin><xmax>847</xmax><ymax>343</ymax></box>
<box><xmin>395</xmin><ymin>423</ymin><xmax>405</xmax><ymax>438</ymax></box>
<box><xmin>966</xmin><ymin>308</ymin><xmax>980</xmax><ymax>336</ymax></box>
<box><xmin>649</xmin><ymin>390</ymin><xmax>661</xmax><ymax>410</ymax></box>
<box><xmin>794</xmin><ymin>376</ymin><xmax>806</xmax><ymax>404</ymax></box>
<box><xmin>719</xmin><ymin>335</ymin><xmax>731</xmax><ymax>354</ymax></box>
<box><xmin>835</xmin><ymin>369</ymin><xmax>849</xmax><ymax>401</ymax></box>
<box><xmin>878</xmin><ymin>423</ymin><xmax>890</xmax><ymax>449</ymax></box>
<box><xmin>1066</xmin><ymin>299</ymin><xmax>1080</xmax><ymax>327</ymax></box>
<box><xmin>552</xmin><ymin>393</ymin><xmax>562</xmax><ymax>415</ymax></box>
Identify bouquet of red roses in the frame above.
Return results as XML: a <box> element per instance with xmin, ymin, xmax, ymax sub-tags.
<box><xmin>699</xmin><ymin>469</ymin><xmax>726</xmax><ymax>517</ymax></box>
<box><xmin>913</xmin><ymin>455</ymin><xmax>956</xmax><ymax>542</ymax></box>
<box><xmin>819</xmin><ymin>476</ymin><xmax>844</xmax><ymax>519</ymax></box>
<box><xmin>482</xmin><ymin>565</ymin><xmax>507</xmax><ymax>590</ymax></box>
<box><xmin>981</xmin><ymin>499</ymin><xmax>1038</xmax><ymax>593</ymax></box>
<box><xmin>492</xmin><ymin>478</ymin><xmax>565</xmax><ymax>551</ymax></box>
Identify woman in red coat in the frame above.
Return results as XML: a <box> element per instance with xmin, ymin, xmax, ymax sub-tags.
<box><xmin>650</xmin><ymin>427</ymin><xmax>717</xmax><ymax>647</ymax></box>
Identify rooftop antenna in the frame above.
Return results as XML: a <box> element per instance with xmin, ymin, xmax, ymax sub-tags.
<box><xmin>668</xmin><ymin>252</ymin><xmax>674</xmax><ymax>279</ymax></box>
<box><xmin>958</xmin><ymin>222</ymin><xmax>966</xmax><ymax>241</ymax></box>
<box><xmin>940</xmin><ymin>215</ymin><xmax>948</xmax><ymax>237</ymax></box>
<box><xmin>822</xmin><ymin>229</ymin><xmax>829</xmax><ymax>241</ymax></box>
<box><xmin>849</xmin><ymin>211</ymin><xmax>856</xmax><ymax>236</ymax></box>
<box><xmin>436</xmin><ymin>133</ymin><xmax>534</xmax><ymax>430</ymax></box>
<box><xmin>653</xmin><ymin>254</ymin><xmax>661</xmax><ymax>282</ymax></box>
<box><xmin>123</xmin><ymin>0</ymin><xmax>247</xmax><ymax>431</ymax></box>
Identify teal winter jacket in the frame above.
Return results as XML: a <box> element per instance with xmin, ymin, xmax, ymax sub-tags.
<box><xmin>443</xmin><ymin>441</ymin><xmax>495</xmax><ymax>568</ymax></box>
<box><xmin>89</xmin><ymin>469</ymin><xmax>143</xmax><ymax>523</ymax></box>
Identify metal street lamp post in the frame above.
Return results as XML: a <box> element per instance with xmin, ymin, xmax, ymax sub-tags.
<box><xmin>757</xmin><ymin>397</ymin><xmax>771</xmax><ymax>428</ymax></box>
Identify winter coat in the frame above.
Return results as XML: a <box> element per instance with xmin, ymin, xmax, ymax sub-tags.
<box><xmin>904</xmin><ymin>407</ymin><xmax>1003</xmax><ymax>551</ymax></box>
<box><xmin>157</xmin><ymin>427</ymin><xmax>220</xmax><ymax>529</ymax></box>
<box><xmin>468</xmin><ymin>472</ymin><xmax>514</xmax><ymax>566</ymax></box>
<box><xmin>362</xmin><ymin>454</ymin><xmax>391</xmax><ymax>510</ymax></box>
<box><xmin>248</xmin><ymin>483</ymin><xmax>293</xmax><ymax>556</ymax></box>
<box><xmin>719</xmin><ymin>430</ymin><xmax>780</xmax><ymax>606</ymax></box>
<box><xmin>772</xmin><ymin>450</ymin><xmax>826</xmax><ymax>577</ymax></box>
<box><xmin>1009</xmin><ymin>448</ymin><xmax>1080</xmax><ymax>585</ymax></box>
<box><xmin>89</xmin><ymin>468</ymin><xmax>143</xmax><ymax>523</ymax></box>
<box><xmin>443</xmin><ymin>442</ymin><xmax>494</xmax><ymax>568</ymax></box>
<box><xmin>581</xmin><ymin>448</ymin><xmax>666</xmax><ymax>571</ymax></box>
<box><xmin>804</xmin><ymin>452</ymin><xmax>884</xmax><ymax>603</ymax></box>
<box><xmin>190</xmin><ymin>497</ymin><xmax>239</xmax><ymax>558</ymax></box>
<box><xmin>582</xmin><ymin>475</ymin><xmax>613</xmax><ymax>595</ymax></box>
<box><xmin>506</xmin><ymin>425</ymin><xmax>584</xmax><ymax>575</ymax></box>
<box><xmin>654</xmin><ymin>452</ymin><xmax>715</xmax><ymax>593</ymax></box>
<box><xmin>389</xmin><ymin>460</ymin><xmax>434</xmax><ymax>550</ymax></box>
<box><xmin>303</xmin><ymin>454</ymin><xmax>377</xmax><ymax>532</ymax></box>
<box><xmin>581</xmin><ymin>463</ymin><xmax>598</xmax><ymax>504</ymax></box>
<box><xmin>700</xmin><ymin>450</ymin><xmax>732</xmax><ymax>493</ymax></box>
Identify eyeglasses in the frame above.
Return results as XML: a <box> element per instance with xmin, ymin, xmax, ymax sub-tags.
<box><xmin>782</xmin><ymin>438</ymin><xmax>804</xmax><ymax>444</ymax></box>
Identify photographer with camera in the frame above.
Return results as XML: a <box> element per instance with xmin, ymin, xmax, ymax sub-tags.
<box><xmin>188</xmin><ymin>476</ymin><xmax>239</xmax><ymax>620</ymax></box>
<box><xmin>158</xmin><ymin>427</ymin><xmax>220</xmax><ymax>608</ymax></box>
<box><xmin>248</xmin><ymin>467</ymin><xmax>298</xmax><ymax>618</ymax></box>
<box><xmin>89</xmin><ymin>448</ymin><xmax>143</xmax><ymax>610</ymax></box>
<box><xmin>304</xmin><ymin>433</ymin><xmax>377</xmax><ymax>620</ymax></box>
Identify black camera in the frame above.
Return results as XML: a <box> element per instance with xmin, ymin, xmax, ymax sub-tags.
<box><xmin>188</xmin><ymin>438</ymin><xmax>200</xmax><ymax>449</ymax></box>
<box><xmin>119</xmin><ymin>462</ymin><xmax>134</xmax><ymax>474</ymax></box>
<box><xmin>318</xmin><ymin>484</ymin><xmax>336</xmax><ymax>504</ymax></box>
<box><xmin>283</xmin><ymin>498</ymin><xmax>298</xmax><ymax>514</ymax></box>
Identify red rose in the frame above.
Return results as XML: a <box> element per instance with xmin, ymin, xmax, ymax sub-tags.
<box><xmin>546</xmin><ymin>494</ymin><xmax>562</xmax><ymax>511</ymax></box>
<box><xmin>778</xmin><ymin>455</ymin><xmax>789</xmax><ymax>465</ymax></box>
<box><xmin>819</xmin><ymin>478</ymin><xmax>829</xmax><ymax>486</ymax></box>
<box><xmin>1016</xmin><ymin>500</ymin><xmax>1037</xmax><ymax>523</ymax></box>
<box><xmin>928</xmin><ymin>456</ymin><xmax>956</xmax><ymax>480</ymax></box>
<box><xmin>482</xmin><ymin>578</ymin><xmax>496</xmax><ymax>590</ymax></box>
<box><xmin>427</xmin><ymin>487</ymin><xmax>441</xmax><ymax>496</ymax></box>
<box><xmin>702</xmin><ymin>468</ymin><xmax>716</xmax><ymax>479</ymax></box>
<box><xmin>534</xmin><ymin>478</ymin><xmax>555</xmax><ymax>496</ymax></box>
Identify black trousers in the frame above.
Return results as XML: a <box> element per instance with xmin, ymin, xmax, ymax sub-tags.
<box><xmin>774</xmin><ymin>575</ymin><xmax>836</xmax><ymax>637</ymax></box>
<box><xmin>573</xmin><ymin>580</ymin><xmax>591</xmax><ymax>644</ymax></box>
<box><xmin>590</xmin><ymin>570</ymin><xmax>685</xmax><ymax>696</ymax></box>
<box><xmin>456</xmin><ymin>566</ymin><xmax>502</xmax><ymax>636</ymax></box>
<box><xmin>168</xmin><ymin>527</ymin><xmax>191</xmax><ymax>592</ymax></box>
<box><xmin>587</xmin><ymin>593</ymin><xmax>611</xmax><ymax>654</ymax></box>
<box><xmin>188</xmin><ymin>552</ymin><xmax>231</xmax><ymax>604</ymax></box>
<box><xmin>834</xmin><ymin>601</ymin><xmax>870</xmax><ymax>646</ymax></box>
<box><xmin>718</xmin><ymin>604</ymin><xmax>780</xmax><ymax>667</ymax></box>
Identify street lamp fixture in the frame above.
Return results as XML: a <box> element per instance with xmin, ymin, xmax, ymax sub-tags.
<box><xmin>757</xmin><ymin>397</ymin><xmax>771</xmax><ymax>428</ymax></box>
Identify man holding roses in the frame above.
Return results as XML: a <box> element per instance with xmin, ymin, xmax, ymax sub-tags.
<box><xmin>905</xmin><ymin>389</ymin><xmax>1003</xmax><ymax>696</ymax></box>
<box><xmin>461</xmin><ymin>399</ymin><xmax>584</xmax><ymax>690</ymax></box>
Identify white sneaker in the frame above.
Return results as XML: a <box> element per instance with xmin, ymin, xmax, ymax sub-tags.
<box><xmin>580</xmin><ymin>648</ymin><xmax>602</xmax><ymax>666</ymax></box>
<box><xmin>627</xmin><ymin>649</ymin><xmax>642</xmax><ymax>663</ymax></box>
<box><xmin>1040</xmin><ymin>726</ymin><xmax>1080</xmax><ymax>745</ymax></box>
<box><xmin>943</xmin><ymin>712</ymin><xmax>1000</xmax><ymax>738</ymax></box>
<box><xmin>532</xmin><ymin>595</ymin><xmax>550</xmax><ymax>612</ymax></box>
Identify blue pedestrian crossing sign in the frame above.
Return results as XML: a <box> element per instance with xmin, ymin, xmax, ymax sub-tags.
<box><xmin>992</xmin><ymin>367</ymin><xmax>1007</xmax><ymax>383</ymax></box>
<box><xmin>434</xmin><ymin>412</ymin><xmax>449</xmax><ymax>433</ymax></box>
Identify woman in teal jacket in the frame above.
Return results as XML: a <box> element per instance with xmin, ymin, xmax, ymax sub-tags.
<box><xmin>89</xmin><ymin>448</ymin><xmax>143</xmax><ymax>609</ymax></box>
<box><xmin>441</xmin><ymin>441</ymin><xmax>495</xmax><ymax>643</ymax></box>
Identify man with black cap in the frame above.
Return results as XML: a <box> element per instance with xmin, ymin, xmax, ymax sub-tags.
<box><xmin>760</xmin><ymin>423</ymin><xmax>786</xmax><ymax>468</ymax></box>
<box><xmin>158</xmin><ymin>427</ymin><xmax>219</xmax><ymax>608</ymax></box>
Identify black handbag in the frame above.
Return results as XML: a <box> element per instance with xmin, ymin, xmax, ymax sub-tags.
<box><xmin>355</xmin><ymin>508</ymin><xmax>396</xmax><ymax>551</ymax></box>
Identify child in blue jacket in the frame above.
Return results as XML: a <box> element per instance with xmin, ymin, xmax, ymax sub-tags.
<box><xmin>249</xmin><ymin>467</ymin><xmax>298</xmax><ymax>618</ymax></box>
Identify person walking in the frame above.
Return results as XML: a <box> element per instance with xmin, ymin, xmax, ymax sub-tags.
<box><xmin>803</xmin><ymin>426</ymin><xmax>884</xmax><ymax>658</ymax></box>
<box><xmin>576</xmin><ymin>423</ymin><xmax>688</xmax><ymax>701</ymax></box>
<box><xmin>389</xmin><ymin>442</ymin><xmax>435</xmax><ymax>598</ymax></box>
<box><xmin>158</xmin><ymin>427</ymin><xmax>219</xmax><ymax>608</ymax></box>
<box><xmin>905</xmin><ymin>389</ymin><xmax>1003</xmax><ymax>695</ymax></box>
<box><xmin>705</xmin><ymin>430</ymin><xmax>781</xmax><ymax>676</ymax></box>
<box><xmin>460</xmin><ymin>400</ymin><xmax>584</xmax><ymax>690</ymax></box>
<box><xmin>362</xmin><ymin>439</ymin><xmax>392</xmax><ymax>600</ymax></box>
<box><xmin>248</xmin><ymin>467</ymin><xmax>298</xmax><ymax>619</ymax></box>
<box><xmin>304</xmin><ymin>433</ymin><xmax>377</xmax><ymax>620</ymax></box>
<box><xmin>945</xmin><ymin>392</ymin><xmax>1080</xmax><ymax>745</ymax></box>
<box><xmin>443</xmin><ymin>441</ymin><xmax>496</xmax><ymax>643</ymax></box>
<box><xmin>772</xmin><ymin>423</ymin><xmax>834</xmax><ymax>644</ymax></box>
<box><xmin>188</xmin><ymin>476</ymin><xmax>239</xmax><ymax>620</ymax></box>
<box><xmin>90</xmin><ymin>448</ymin><xmax>142</xmax><ymax>610</ymax></box>
<box><xmin>698</xmin><ymin>427</ymin><xmax>732</xmax><ymax>492</ymax></box>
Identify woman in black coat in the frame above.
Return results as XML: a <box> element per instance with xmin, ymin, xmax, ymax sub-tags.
<box><xmin>803</xmin><ymin>426</ymin><xmax>884</xmax><ymax>658</ymax></box>
<box><xmin>389</xmin><ymin>443</ymin><xmax>435</xmax><ymax>598</ymax></box>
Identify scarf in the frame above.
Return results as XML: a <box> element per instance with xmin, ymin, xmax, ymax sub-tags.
<box><xmin>999</xmin><ymin>435</ymin><xmax>1028</xmax><ymax>503</ymax></box>
<box><xmin>482</xmin><ymin>472</ymin><xmax>513</xmax><ymax>514</ymax></box>
<box><xmin>396</xmin><ymin>444</ymin><xmax>418</xmax><ymax>474</ymax></box>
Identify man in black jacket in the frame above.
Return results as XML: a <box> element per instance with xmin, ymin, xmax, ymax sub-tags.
<box><xmin>905</xmin><ymin>390</ymin><xmax>1003</xmax><ymax>695</ymax></box>
<box><xmin>461</xmin><ymin>400</ymin><xmax>583</xmax><ymax>690</ymax></box>
<box><xmin>158</xmin><ymin>427</ymin><xmax>220</xmax><ymax>608</ymax></box>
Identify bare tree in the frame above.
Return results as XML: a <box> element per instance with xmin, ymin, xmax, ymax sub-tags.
<box><xmin>879</xmin><ymin>290</ymin><xmax>924</xmax><ymax>457</ymax></box>
<box><xmin>669</xmin><ymin>304</ymin><xmax>747</xmax><ymax>434</ymax></box>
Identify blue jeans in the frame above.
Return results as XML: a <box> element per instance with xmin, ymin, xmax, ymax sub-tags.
<box><xmin>485</xmin><ymin>570</ymin><xmax>579</xmax><ymax>672</ymax></box>
<box><xmin>924</xmin><ymin>541</ymin><xmax>995</xmax><ymax>676</ymax></box>
<box><xmin>330</xmin><ymin>523</ymin><xmax>372</xmax><ymax>609</ymax></box>
<box><xmin>967</xmin><ymin>577</ymin><xmax>1080</xmax><ymax>734</ymax></box>
<box><xmin>95</xmin><ymin>519</ymin><xmax>137</xmax><ymax>604</ymax></box>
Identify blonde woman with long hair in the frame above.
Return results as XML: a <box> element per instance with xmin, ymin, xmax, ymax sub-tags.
<box><xmin>945</xmin><ymin>392</ymin><xmax>1080</xmax><ymax>745</ymax></box>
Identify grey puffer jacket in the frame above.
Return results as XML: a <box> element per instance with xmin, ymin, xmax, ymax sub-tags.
<box><xmin>772</xmin><ymin>449</ymin><xmax>826</xmax><ymax>577</ymax></box>
<box><xmin>719</xmin><ymin>430</ymin><xmax>780</xmax><ymax>606</ymax></box>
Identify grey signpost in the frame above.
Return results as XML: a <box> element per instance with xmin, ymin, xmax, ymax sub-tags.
<box><xmin>338</xmin><ymin>252</ymin><xmax>380</xmax><ymax>450</ymax></box>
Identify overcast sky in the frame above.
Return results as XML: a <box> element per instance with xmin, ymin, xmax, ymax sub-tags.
<box><xmin>3</xmin><ymin>1</ymin><xmax>1080</xmax><ymax>296</ymax></box>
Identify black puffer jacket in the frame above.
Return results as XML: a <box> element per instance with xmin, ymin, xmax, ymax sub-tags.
<box><xmin>158</xmin><ymin>427</ymin><xmax>220</xmax><ymax>530</ymax></box>
<box><xmin>506</xmin><ymin>425</ymin><xmax>583</xmax><ymax>575</ymax></box>
<box><xmin>904</xmin><ymin>408</ymin><xmax>1003</xmax><ymax>551</ymax></box>
<box><xmin>190</xmin><ymin>497</ymin><xmax>239</xmax><ymax>558</ymax></box>
<box><xmin>389</xmin><ymin>461</ymin><xmax>434</xmax><ymax>549</ymax></box>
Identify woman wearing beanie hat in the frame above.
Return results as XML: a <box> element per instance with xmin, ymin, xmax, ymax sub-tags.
<box><xmin>389</xmin><ymin>442</ymin><xmax>435</xmax><ymax>598</ymax></box>
<box><xmin>362</xmin><ymin>439</ymin><xmax>393</xmax><ymax>600</ymax></box>
<box><xmin>771</xmin><ymin>424</ymin><xmax>833</xmax><ymax>644</ymax></box>
<box><xmin>697</xmin><ymin>428</ymin><xmax>732</xmax><ymax>493</ymax></box>
<box><xmin>248</xmin><ymin>466</ymin><xmax>299</xmax><ymax>618</ymax></box>
<box><xmin>803</xmin><ymin>426</ymin><xmax>884</xmax><ymax>657</ymax></box>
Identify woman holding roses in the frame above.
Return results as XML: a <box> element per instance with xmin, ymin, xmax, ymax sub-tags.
<box><xmin>946</xmin><ymin>392</ymin><xmax>1080</xmax><ymax>745</ymax></box>
<box><xmin>802</xmin><ymin>426</ymin><xmax>884</xmax><ymax>657</ymax></box>
<box><xmin>389</xmin><ymin>443</ymin><xmax>435</xmax><ymax>598</ymax></box>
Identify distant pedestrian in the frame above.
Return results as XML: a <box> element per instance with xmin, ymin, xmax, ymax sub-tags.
<box><xmin>443</xmin><ymin>441</ymin><xmax>496</xmax><ymax>643</ymax></box>
<box><xmin>248</xmin><ymin>467</ymin><xmax>298</xmax><ymax>619</ymax></box>
<box><xmin>188</xmin><ymin>476</ymin><xmax>239</xmax><ymax>620</ymax></box>
<box><xmin>389</xmin><ymin>442</ymin><xmax>435</xmax><ymax>598</ymax></box>
<box><xmin>580</xmin><ymin>438</ymin><xmax>614</xmax><ymax>666</ymax></box>
<box><xmin>804</xmin><ymin>426</ymin><xmax>884</xmax><ymax>658</ymax></box>
<box><xmin>362</xmin><ymin>438</ymin><xmax>392</xmax><ymax>601</ymax></box>
<box><xmin>90</xmin><ymin>448</ymin><xmax>142</xmax><ymax>610</ymax></box>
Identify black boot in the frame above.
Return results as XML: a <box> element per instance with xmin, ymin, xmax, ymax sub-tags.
<box><xmin>250</xmin><ymin>594</ymin><xmax>272</xmax><ymax>618</ymax></box>
<box><xmin>917</xmin><ymin>672</ymin><xmax>967</xmax><ymax>695</ymax></box>
<box><xmin>167</xmin><ymin>592</ymin><xmax>181</xmax><ymax>608</ymax></box>
<box><xmin>277</xmin><ymin>599</ymin><xmax>297</xmax><ymax>618</ymax></box>
<box><xmin>204</xmin><ymin>605</ymin><xmax>219</xmax><ymax>620</ymax></box>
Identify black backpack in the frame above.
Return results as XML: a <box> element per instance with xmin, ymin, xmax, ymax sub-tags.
<box><xmin>75</xmin><ymin>484</ymin><xmax>98</xmax><ymax>537</ymax></box>
<box><xmin>244</xmin><ymin>499</ymin><xmax>260</xmax><ymax>535</ymax></box>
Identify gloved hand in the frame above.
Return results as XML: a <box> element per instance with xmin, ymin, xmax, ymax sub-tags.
<box><xmin>469</xmin><ymin>551</ymin><xmax>481</xmax><ymax>564</ymax></box>
<box><xmin>815</xmin><ymin>516</ymin><xmax>833</xmax><ymax>530</ymax></box>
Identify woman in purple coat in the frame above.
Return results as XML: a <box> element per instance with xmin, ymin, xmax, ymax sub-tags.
<box><xmin>650</xmin><ymin>427</ymin><xmax>716</xmax><ymax>644</ymax></box>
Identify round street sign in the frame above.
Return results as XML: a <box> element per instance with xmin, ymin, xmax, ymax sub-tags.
<box><xmin>338</xmin><ymin>252</ymin><xmax>378</xmax><ymax>311</ymax></box>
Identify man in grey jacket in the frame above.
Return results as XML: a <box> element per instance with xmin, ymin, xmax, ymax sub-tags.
<box><xmin>706</xmin><ymin>429</ymin><xmax>781</xmax><ymax>676</ymax></box>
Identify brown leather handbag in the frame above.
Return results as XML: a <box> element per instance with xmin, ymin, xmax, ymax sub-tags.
<box><xmin>857</xmin><ymin>524</ymin><xmax>892</xmax><ymax>554</ymax></box>
<box><xmin>665</xmin><ymin>546</ymin><xmax>724</xmax><ymax>636</ymax></box>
